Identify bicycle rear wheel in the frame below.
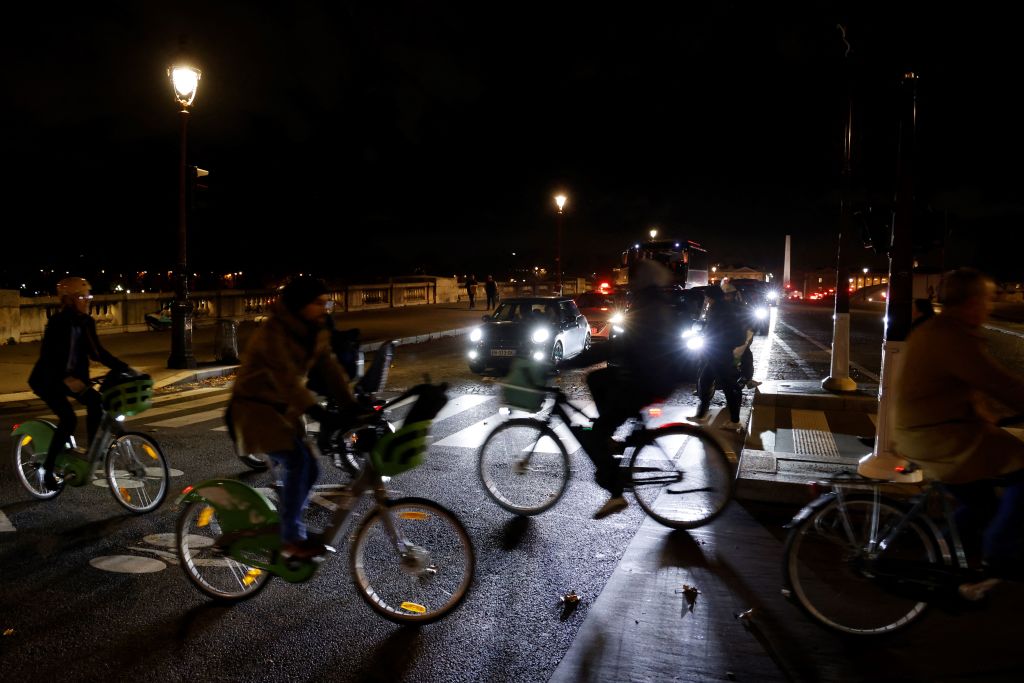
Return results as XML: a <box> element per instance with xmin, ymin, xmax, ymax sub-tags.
<box><xmin>12</xmin><ymin>431</ymin><xmax>61</xmax><ymax>500</ymax></box>
<box><xmin>782</xmin><ymin>495</ymin><xmax>942</xmax><ymax>636</ymax></box>
<box><xmin>177</xmin><ymin>501</ymin><xmax>273</xmax><ymax>602</ymax></box>
<box><xmin>478</xmin><ymin>419</ymin><xmax>570</xmax><ymax>515</ymax></box>
<box><xmin>105</xmin><ymin>432</ymin><xmax>169</xmax><ymax>513</ymax></box>
<box><xmin>351</xmin><ymin>497</ymin><xmax>475</xmax><ymax>624</ymax></box>
<box><xmin>628</xmin><ymin>424</ymin><xmax>734</xmax><ymax>529</ymax></box>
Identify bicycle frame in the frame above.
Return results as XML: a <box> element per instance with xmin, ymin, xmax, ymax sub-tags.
<box><xmin>12</xmin><ymin>409</ymin><xmax>126</xmax><ymax>486</ymax></box>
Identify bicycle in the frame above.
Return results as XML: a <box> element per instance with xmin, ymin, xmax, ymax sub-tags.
<box><xmin>176</xmin><ymin>381</ymin><xmax>475</xmax><ymax>625</ymax></box>
<box><xmin>11</xmin><ymin>371</ymin><xmax>169</xmax><ymax>514</ymax></box>
<box><xmin>478</xmin><ymin>362</ymin><xmax>735</xmax><ymax>529</ymax></box>
<box><xmin>781</xmin><ymin>422</ymin><xmax>1024</xmax><ymax>638</ymax></box>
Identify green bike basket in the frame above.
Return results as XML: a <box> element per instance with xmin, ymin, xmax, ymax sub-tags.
<box><xmin>369</xmin><ymin>420</ymin><xmax>432</xmax><ymax>476</ymax></box>
<box><xmin>101</xmin><ymin>378</ymin><xmax>154</xmax><ymax>417</ymax></box>
<box><xmin>499</xmin><ymin>358</ymin><xmax>551</xmax><ymax>413</ymax></box>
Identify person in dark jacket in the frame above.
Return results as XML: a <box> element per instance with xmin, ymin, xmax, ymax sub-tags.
<box><xmin>28</xmin><ymin>277</ymin><xmax>130</xmax><ymax>489</ymax></box>
<box><xmin>691</xmin><ymin>282</ymin><xmax>746</xmax><ymax>431</ymax></box>
<box><xmin>581</xmin><ymin>260</ymin><xmax>679</xmax><ymax>519</ymax></box>
<box><xmin>230</xmin><ymin>276</ymin><xmax>356</xmax><ymax>560</ymax></box>
<box><xmin>484</xmin><ymin>275</ymin><xmax>499</xmax><ymax>310</ymax></box>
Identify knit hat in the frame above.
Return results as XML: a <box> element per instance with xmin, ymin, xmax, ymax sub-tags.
<box><xmin>280</xmin><ymin>276</ymin><xmax>328</xmax><ymax>314</ymax></box>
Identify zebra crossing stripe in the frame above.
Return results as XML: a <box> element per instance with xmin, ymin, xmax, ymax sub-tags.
<box><xmin>432</xmin><ymin>394</ymin><xmax>493</xmax><ymax>422</ymax></box>
<box><xmin>147</xmin><ymin>408</ymin><xmax>227</xmax><ymax>429</ymax></box>
<box><xmin>0</xmin><ymin>509</ymin><xmax>15</xmax><ymax>533</ymax></box>
<box><xmin>41</xmin><ymin>386</ymin><xmax>228</xmax><ymax>420</ymax></box>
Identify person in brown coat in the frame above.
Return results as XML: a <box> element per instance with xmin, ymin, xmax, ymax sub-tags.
<box><xmin>230</xmin><ymin>276</ymin><xmax>355</xmax><ymax>559</ymax></box>
<box><xmin>895</xmin><ymin>268</ymin><xmax>1024</xmax><ymax>575</ymax></box>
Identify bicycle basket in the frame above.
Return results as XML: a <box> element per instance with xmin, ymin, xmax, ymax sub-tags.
<box><xmin>499</xmin><ymin>358</ymin><xmax>550</xmax><ymax>412</ymax></box>
<box><xmin>101</xmin><ymin>377</ymin><xmax>154</xmax><ymax>417</ymax></box>
<box><xmin>369</xmin><ymin>420</ymin><xmax>432</xmax><ymax>476</ymax></box>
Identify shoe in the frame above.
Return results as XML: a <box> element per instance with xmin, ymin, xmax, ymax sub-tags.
<box><xmin>745</xmin><ymin>380</ymin><xmax>762</xmax><ymax>389</ymax></box>
<box><xmin>593</xmin><ymin>495</ymin><xmax>628</xmax><ymax>520</ymax></box>
<box><xmin>43</xmin><ymin>469</ymin><xmax>64</xmax><ymax>490</ymax></box>
<box><xmin>281</xmin><ymin>538</ymin><xmax>327</xmax><ymax>560</ymax></box>
<box><xmin>688</xmin><ymin>413</ymin><xmax>711</xmax><ymax>425</ymax></box>
<box><xmin>720</xmin><ymin>420</ymin><xmax>743</xmax><ymax>432</ymax></box>
<box><xmin>958</xmin><ymin>577</ymin><xmax>1002</xmax><ymax>602</ymax></box>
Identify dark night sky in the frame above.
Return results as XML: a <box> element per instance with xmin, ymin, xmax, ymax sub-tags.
<box><xmin>7</xmin><ymin>2</ymin><xmax>1024</xmax><ymax>289</ymax></box>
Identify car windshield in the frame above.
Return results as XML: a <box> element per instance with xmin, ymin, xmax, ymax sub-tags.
<box><xmin>576</xmin><ymin>293</ymin><xmax>617</xmax><ymax>309</ymax></box>
<box><xmin>491</xmin><ymin>302</ymin><xmax>560</xmax><ymax>323</ymax></box>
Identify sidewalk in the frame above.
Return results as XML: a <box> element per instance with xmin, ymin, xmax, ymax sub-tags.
<box><xmin>0</xmin><ymin>302</ymin><xmax>489</xmax><ymax>404</ymax></box>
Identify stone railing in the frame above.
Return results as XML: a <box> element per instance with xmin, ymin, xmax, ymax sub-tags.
<box><xmin>0</xmin><ymin>277</ymin><xmax>459</xmax><ymax>343</ymax></box>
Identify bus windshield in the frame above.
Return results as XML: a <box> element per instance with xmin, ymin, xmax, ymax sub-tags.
<box><xmin>622</xmin><ymin>239</ymin><xmax>709</xmax><ymax>289</ymax></box>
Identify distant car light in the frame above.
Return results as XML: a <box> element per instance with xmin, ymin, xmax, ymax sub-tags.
<box><xmin>468</xmin><ymin>350</ymin><xmax>478</xmax><ymax>360</ymax></box>
<box><xmin>609</xmin><ymin>312</ymin><xmax>624</xmax><ymax>324</ymax></box>
<box><xmin>754</xmin><ymin>307</ymin><xmax>768</xmax><ymax>320</ymax></box>
<box><xmin>531</xmin><ymin>328</ymin><xmax>550</xmax><ymax>343</ymax></box>
<box><xmin>532</xmin><ymin>351</ymin><xmax>544</xmax><ymax>361</ymax></box>
<box><xmin>766</xmin><ymin>291</ymin><xmax>779</xmax><ymax>300</ymax></box>
<box><xmin>469</xmin><ymin>327</ymin><xmax>483</xmax><ymax>342</ymax></box>
<box><xmin>685</xmin><ymin>336</ymin><xmax>704</xmax><ymax>351</ymax></box>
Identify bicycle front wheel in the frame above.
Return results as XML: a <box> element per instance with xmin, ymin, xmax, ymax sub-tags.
<box><xmin>12</xmin><ymin>430</ymin><xmax>61</xmax><ymax>500</ymax></box>
<box><xmin>105</xmin><ymin>432</ymin><xmax>169</xmax><ymax>513</ymax></box>
<box><xmin>177</xmin><ymin>501</ymin><xmax>273</xmax><ymax>602</ymax></box>
<box><xmin>478</xmin><ymin>419</ymin><xmax>570</xmax><ymax>515</ymax></box>
<box><xmin>351</xmin><ymin>497</ymin><xmax>475</xmax><ymax>624</ymax></box>
<box><xmin>628</xmin><ymin>424</ymin><xmax>734</xmax><ymax>529</ymax></box>
<box><xmin>782</xmin><ymin>495</ymin><xmax>942</xmax><ymax>636</ymax></box>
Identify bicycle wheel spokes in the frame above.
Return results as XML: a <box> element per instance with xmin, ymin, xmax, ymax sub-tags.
<box><xmin>784</xmin><ymin>497</ymin><xmax>937</xmax><ymax>635</ymax></box>
<box><xmin>12</xmin><ymin>435</ymin><xmax>60</xmax><ymax>500</ymax></box>
<box><xmin>351</xmin><ymin>498</ymin><xmax>474</xmax><ymax>624</ymax></box>
<box><xmin>629</xmin><ymin>425</ymin><xmax>733</xmax><ymax>529</ymax></box>
<box><xmin>177</xmin><ymin>502</ymin><xmax>273</xmax><ymax>601</ymax></box>
<box><xmin>478</xmin><ymin>419</ymin><xmax>570</xmax><ymax>515</ymax></box>
<box><xmin>105</xmin><ymin>432</ymin><xmax>168</xmax><ymax>513</ymax></box>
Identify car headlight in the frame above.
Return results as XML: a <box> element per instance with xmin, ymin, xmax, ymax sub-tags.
<box><xmin>609</xmin><ymin>312</ymin><xmax>624</xmax><ymax>324</ymax></box>
<box><xmin>469</xmin><ymin>327</ymin><xmax>483</xmax><ymax>342</ymax></box>
<box><xmin>754</xmin><ymin>307</ymin><xmax>768</xmax><ymax>320</ymax></box>
<box><xmin>612</xmin><ymin>325</ymin><xmax>625</xmax><ymax>334</ymax></box>
<box><xmin>531</xmin><ymin>328</ymin><xmax>550</xmax><ymax>344</ymax></box>
<box><xmin>767</xmin><ymin>291</ymin><xmax>779</xmax><ymax>300</ymax></box>
<box><xmin>685</xmin><ymin>336</ymin><xmax>704</xmax><ymax>351</ymax></box>
<box><xmin>681</xmin><ymin>327</ymin><xmax>697</xmax><ymax>339</ymax></box>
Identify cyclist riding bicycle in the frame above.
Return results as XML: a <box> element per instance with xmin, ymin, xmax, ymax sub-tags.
<box><xmin>28</xmin><ymin>277</ymin><xmax>131</xmax><ymax>489</ymax></box>
<box><xmin>581</xmin><ymin>260</ymin><xmax>679</xmax><ymax>519</ymax></box>
<box><xmin>228</xmin><ymin>276</ymin><xmax>357</xmax><ymax>560</ymax></box>
<box><xmin>894</xmin><ymin>268</ymin><xmax>1024</xmax><ymax>579</ymax></box>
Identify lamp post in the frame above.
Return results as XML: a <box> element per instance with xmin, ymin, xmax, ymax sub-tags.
<box><xmin>554</xmin><ymin>194</ymin><xmax>567</xmax><ymax>294</ymax></box>
<box><xmin>649</xmin><ymin>228</ymin><xmax>658</xmax><ymax>240</ymax></box>
<box><xmin>167</xmin><ymin>64</ymin><xmax>201</xmax><ymax>369</ymax></box>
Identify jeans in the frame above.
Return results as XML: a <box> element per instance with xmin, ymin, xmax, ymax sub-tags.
<box><xmin>947</xmin><ymin>470</ymin><xmax>1024</xmax><ymax>569</ymax></box>
<box><xmin>268</xmin><ymin>440</ymin><xmax>320</xmax><ymax>544</ymax></box>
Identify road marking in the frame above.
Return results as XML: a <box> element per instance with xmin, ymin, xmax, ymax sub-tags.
<box><xmin>0</xmin><ymin>510</ymin><xmax>14</xmax><ymax>533</ymax></box>
<box><xmin>776</xmin><ymin>320</ymin><xmax>880</xmax><ymax>382</ymax></box>
<box><xmin>89</xmin><ymin>555</ymin><xmax>167</xmax><ymax>573</ymax></box>
<box><xmin>147</xmin><ymin>408</ymin><xmax>227</xmax><ymax>429</ymax></box>
<box><xmin>433</xmin><ymin>394</ymin><xmax>494</xmax><ymax>422</ymax></box>
<box><xmin>41</xmin><ymin>386</ymin><xmax>228</xmax><ymax>420</ymax></box>
<box><xmin>769</xmin><ymin>332</ymin><xmax>817</xmax><ymax>379</ymax></box>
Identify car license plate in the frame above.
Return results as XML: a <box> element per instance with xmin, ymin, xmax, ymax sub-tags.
<box><xmin>490</xmin><ymin>349</ymin><xmax>516</xmax><ymax>357</ymax></box>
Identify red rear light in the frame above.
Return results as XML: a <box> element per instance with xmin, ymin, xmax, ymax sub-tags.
<box><xmin>11</xmin><ymin>423</ymin><xmax>19</xmax><ymax>431</ymax></box>
<box><xmin>181</xmin><ymin>485</ymin><xmax>194</xmax><ymax>495</ymax></box>
<box><xmin>373</xmin><ymin>404</ymin><xmax>384</xmax><ymax>412</ymax></box>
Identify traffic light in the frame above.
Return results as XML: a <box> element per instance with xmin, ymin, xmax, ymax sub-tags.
<box><xmin>854</xmin><ymin>204</ymin><xmax>891</xmax><ymax>255</ymax></box>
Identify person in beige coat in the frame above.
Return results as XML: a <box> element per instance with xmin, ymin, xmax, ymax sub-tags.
<box><xmin>230</xmin><ymin>276</ymin><xmax>355</xmax><ymax>559</ymax></box>
<box><xmin>895</xmin><ymin>268</ymin><xmax>1024</xmax><ymax>575</ymax></box>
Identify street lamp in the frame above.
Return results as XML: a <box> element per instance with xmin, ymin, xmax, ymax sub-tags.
<box><xmin>554</xmin><ymin>194</ymin><xmax>567</xmax><ymax>293</ymax></box>
<box><xmin>167</xmin><ymin>63</ymin><xmax>201</xmax><ymax>369</ymax></box>
<box><xmin>649</xmin><ymin>228</ymin><xmax>658</xmax><ymax>239</ymax></box>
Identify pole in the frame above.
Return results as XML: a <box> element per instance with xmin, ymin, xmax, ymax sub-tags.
<box><xmin>556</xmin><ymin>209</ymin><xmax>563</xmax><ymax>294</ymax></box>
<box><xmin>168</xmin><ymin>108</ymin><xmax>197</xmax><ymax>369</ymax></box>
<box><xmin>859</xmin><ymin>72</ymin><xmax>921</xmax><ymax>481</ymax></box>
<box><xmin>823</xmin><ymin>24</ymin><xmax>857</xmax><ymax>392</ymax></box>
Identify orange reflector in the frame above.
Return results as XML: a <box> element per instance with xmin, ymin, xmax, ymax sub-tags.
<box><xmin>197</xmin><ymin>506</ymin><xmax>214</xmax><ymax>527</ymax></box>
<box><xmin>119</xmin><ymin>487</ymin><xmax>132</xmax><ymax>503</ymax></box>
<box><xmin>242</xmin><ymin>568</ymin><xmax>262</xmax><ymax>586</ymax></box>
<box><xmin>21</xmin><ymin>435</ymin><xmax>32</xmax><ymax>446</ymax></box>
<box><xmin>143</xmin><ymin>444</ymin><xmax>158</xmax><ymax>460</ymax></box>
<box><xmin>398</xmin><ymin>511</ymin><xmax>430</xmax><ymax>521</ymax></box>
<box><xmin>400</xmin><ymin>601</ymin><xmax>426</xmax><ymax>614</ymax></box>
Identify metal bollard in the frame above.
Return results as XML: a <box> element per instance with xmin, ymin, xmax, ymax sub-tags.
<box><xmin>214</xmin><ymin>318</ymin><xmax>240</xmax><ymax>364</ymax></box>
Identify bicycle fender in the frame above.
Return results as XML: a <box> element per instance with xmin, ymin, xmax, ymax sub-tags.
<box><xmin>177</xmin><ymin>479</ymin><xmax>279</xmax><ymax>529</ymax></box>
<box><xmin>783</xmin><ymin>491</ymin><xmax>837</xmax><ymax>529</ymax></box>
<box><xmin>11</xmin><ymin>419</ymin><xmax>58</xmax><ymax>454</ymax></box>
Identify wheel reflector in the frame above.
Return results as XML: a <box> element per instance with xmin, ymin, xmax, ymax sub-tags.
<box><xmin>119</xmin><ymin>487</ymin><xmax>131</xmax><ymax>503</ymax></box>
<box><xmin>243</xmin><ymin>568</ymin><xmax>262</xmax><ymax>586</ymax></box>
<box><xmin>400</xmin><ymin>601</ymin><xmax>426</xmax><ymax>614</ymax></box>
<box><xmin>21</xmin><ymin>436</ymin><xmax>32</xmax><ymax>446</ymax></box>
<box><xmin>398</xmin><ymin>511</ymin><xmax>430</xmax><ymax>520</ymax></box>
<box><xmin>143</xmin><ymin>444</ymin><xmax>158</xmax><ymax>460</ymax></box>
<box><xmin>198</xmin><ymin>506</ymin><xmax>214</xmax><ymax>527</ymax></box>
